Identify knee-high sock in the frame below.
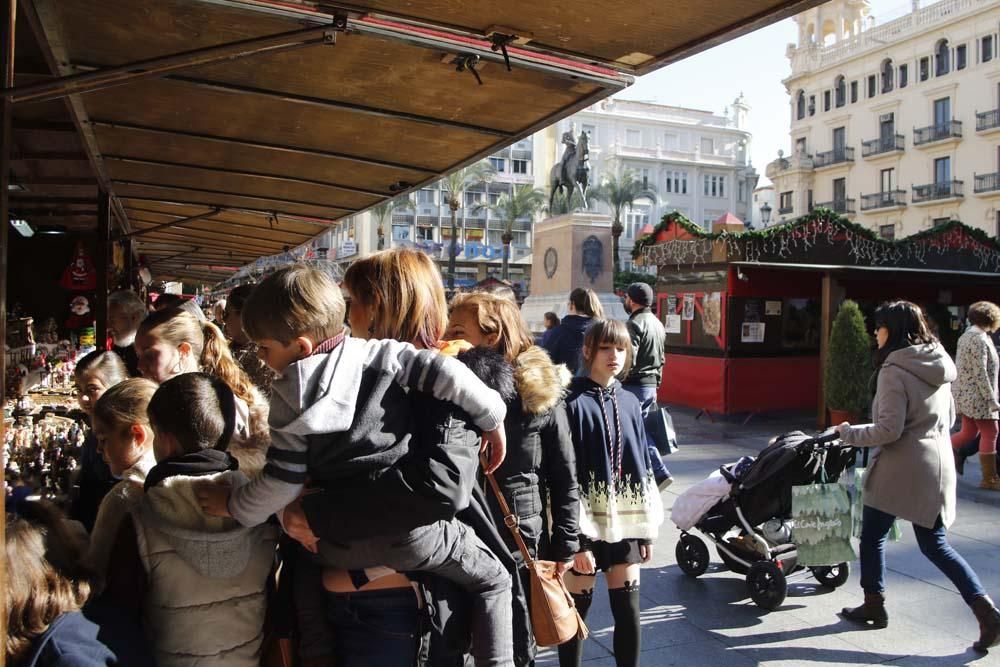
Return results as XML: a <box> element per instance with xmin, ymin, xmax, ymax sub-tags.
<box><xmin>608</xmin><ymin>586</ymin><xmax>641</xmax><ymax>667</ymax></box>
<box><xmin>557</xmin><ymin>590</ymin><xmax>593</xmax><ymax>667</ymax></box>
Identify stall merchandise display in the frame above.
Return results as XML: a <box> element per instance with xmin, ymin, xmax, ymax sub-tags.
<box><xmin>4</xmin><ymin>413</ymin><xmax>88</xmax><ymax>508</ymax></box>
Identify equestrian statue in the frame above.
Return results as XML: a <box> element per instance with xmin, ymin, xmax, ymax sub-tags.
<box><xmin>549</xmin><ymin>128</ymin><xmax>590</xmax><ymax>212</ymax></box>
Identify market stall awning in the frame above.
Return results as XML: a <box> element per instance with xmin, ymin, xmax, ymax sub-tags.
<box><xmin>7</xmin><ymin>0</ymin><xmax>827</xmax><ymax>283</ymax></box>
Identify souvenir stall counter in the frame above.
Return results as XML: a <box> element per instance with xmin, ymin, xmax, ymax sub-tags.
<box><xmin>639</xmin><ymin>211</ymin><xmax>1000</xmax><ymax>421</ymax></box>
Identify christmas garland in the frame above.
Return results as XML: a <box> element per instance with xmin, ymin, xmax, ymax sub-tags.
<box><xmin>634</xmin><ymin>209</ymin><xmax>1000</xmax><ymax>272</ymax></box>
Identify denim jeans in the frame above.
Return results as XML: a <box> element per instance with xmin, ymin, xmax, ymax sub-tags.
<box><xmin>622</xmin><ymin>384</ymin><xmax>671</xmax><ymax>482</ymax></box>
<box><xmin>318</xmin><ymin>519</ymin><xmax>513</xmax><ymax>667</ymax></box>
<box><xmin>325</xmin><ymin>588</ymin><xmax>420</xmax><ymax>666</ymax></box>
<box><xmin>859</xmin><ymin>504</ymin><xmax>986</xmax><ymax>605</ymax></box>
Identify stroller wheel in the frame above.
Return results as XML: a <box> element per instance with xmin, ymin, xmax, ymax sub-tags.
<box><xmin>676</xmin><ymin>534</ymin><xmax>710</xmax><ymax>577</ymax></box>
<box><xmin>747</xmin><ymin>561</ymin><xmax>787</xmax><ymax>610</ymax></box>
<box><xmin>810</xmin><ymin>562</ymin><xmax>850</xmax><ymax>588</ymax></box>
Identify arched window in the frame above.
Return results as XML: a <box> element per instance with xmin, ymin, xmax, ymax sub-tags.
<box><xmin>936</xmin><ymin>39</ymin><xmax>950</xmax><ymax>76</ymax></box>
<box><xmin>834</xmin><ymin>75</ymin><xmax>846</xmax><ymax>107</ymax></box>
<box><xmin>796</xmin><ymin>90</ymin><xmax>806</xmax><ymax>120</ymax></box>
<box><xmin>881</xmin><ymin>59</ymin><xmax>894</xmax><ymax>93</ymax></box>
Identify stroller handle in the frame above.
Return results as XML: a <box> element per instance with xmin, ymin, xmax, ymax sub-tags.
<box><xmin>813</xmin><ymin>427</ymin><xmax>841</xmax><ymax>445</ymax></box>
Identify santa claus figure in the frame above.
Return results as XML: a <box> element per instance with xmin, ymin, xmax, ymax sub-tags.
<box><xmin>59</xmin><ymin>242</ymin><xmax>97</xmax><ymax>291</ymax></box>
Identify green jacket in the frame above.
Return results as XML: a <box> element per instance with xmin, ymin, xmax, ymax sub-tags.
<box><xmin>625</xmin><ymin>307</ymin><xmax>666</xmax><ymax>387</ymax></box>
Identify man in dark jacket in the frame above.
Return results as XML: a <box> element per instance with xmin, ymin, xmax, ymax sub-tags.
<box><xmin>622</xmin><ymin>282</ymin><xmax>673</xmax><ymax>490</ymax></box>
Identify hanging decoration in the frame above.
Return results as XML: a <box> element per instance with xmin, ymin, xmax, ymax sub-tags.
<box><xmin>58</xmin><ymin>241</ymin><xmax>98</xmax><ymax>291</ymax></box>
<box><xmin>636</xmin><ymin>209</ymin><xmax>1000</xmax><ymax>274</ymax></box>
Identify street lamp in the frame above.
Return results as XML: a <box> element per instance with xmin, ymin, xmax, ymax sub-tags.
<box><xmin>760</xmin><ymin>202</ymin><xmax>772</xmax><ymax>227</ymax></box>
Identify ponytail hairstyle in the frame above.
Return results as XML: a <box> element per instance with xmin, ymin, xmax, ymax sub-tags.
<box><xmin>138</xmin><ymin>307</ymin><xmax>257</xmax><ymax>406</ymax></box>
<box><xmin>92</xmin><ymin>378</ymin><xmax>158</xmax><ymax>435</ymax></box>
<box><xmin>581</xmin><ymin>319</ymin><xmax>634</xmax><ymax>379</ymax></box>
<box><xmin>569</xmin><ymin>288</ymin><xmax>605</xmax><ymax>319</ymax></box>
<box><xmin>449</xmin><ymin>292</ymin><xmax>535</xmax><ymax>363</ymax></box>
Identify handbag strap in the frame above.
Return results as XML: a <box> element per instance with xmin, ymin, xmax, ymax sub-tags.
<box><xmin>480</xmin><ymin>452</ymin><xmax>536</xmax><ymax>568</ymax></box>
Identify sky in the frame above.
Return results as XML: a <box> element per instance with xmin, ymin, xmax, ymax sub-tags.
<box><xmin>615</xmin><ymin>0</ymin><xmax>915</xmax><ymax>186</ymax></box>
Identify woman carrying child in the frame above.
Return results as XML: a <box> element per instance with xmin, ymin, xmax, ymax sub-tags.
<box><xmin>559</xmin><ymin>320</ymin><xmax>664</xmax><ymax>667</ymax></box>
<box><xmin>134</xmin><ymin>306</ymin><xmax>269</xmax><ymax>474</ymax></box>
<box><xmin>445</xmin><ymin>291</ymin><xmax>580</xmax><ymax>665</ymax></box>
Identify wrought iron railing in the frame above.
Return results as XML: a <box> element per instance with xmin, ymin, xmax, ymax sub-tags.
<box><xmin>912</xmin><ymin>180</ymin><xmax>963</xmax><ymax>202</ymax></box>
<box><xmin>815</xmin><ymin>198</ymin><xmax>856</xmax><ymax>214</ymax></box>
<box><xmin>977</xmin><ymin>109</ymin><xmax>1000</xmax><ymax>132</ymax></box>
<box><xmin>813</xmin><ymin>147</ymin><xmax>855</xmax><ymax>168</ymax></box>
<box><xmin>974</xmin><ymin>172</ymin><xmax>1000</xmax><ymax>194</ymax></box>
<box><xmin>913</xmin><ymin>121</ymin><xmax>962</xmax><ymax>145</ymax></box>
<box><xmin>860</xmin><ymin>190</ymin><xmax>906</xmax><ymax>210</ymax></box>
<box><xmin>862</xmin><ymin>134</ymin><xmax>905</xmax><ymax>157</ymax></box>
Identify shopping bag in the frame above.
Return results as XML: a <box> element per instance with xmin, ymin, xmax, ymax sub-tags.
<box><xmin>851</xmin><ymin>467</ymin><xmax>902</xmax><ymax>541</ymax></box>
<box><xmin>645</xmin><ymin>406</ymin><xmax>679</xmax><ymax>455</ymax></box>
<box><xmin>791</xmin><ymin>482</ymin><xmax>857</xmax><ymax>566</ymax></box>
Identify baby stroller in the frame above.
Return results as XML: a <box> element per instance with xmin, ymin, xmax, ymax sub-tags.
<box><xmin>674</xmin><ymin>429</ymin><xmax>857</xmax><ymax>610</ymax></box>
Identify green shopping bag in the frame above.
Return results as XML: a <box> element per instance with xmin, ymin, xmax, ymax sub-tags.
<box><xmin>791</xmin><ymin>481</ymin><xmax>857</xmax><ymax>566</ymax></box>
<box><xmin>852</xmin><ymin>467</ymin><xmax>903</xmax><ymax>541</ymax></box>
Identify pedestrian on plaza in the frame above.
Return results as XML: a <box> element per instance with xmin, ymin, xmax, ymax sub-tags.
<box><xmin>69</xmin><ymin>351</ymin><xmax>127</xmax><ymax>532</ymax></box>
<box><xmin>222</xmin><ymin>284</ymin><xmax>277</xmax><ymax>398</ymax></box>
<box><xmin>836</xmin><ymin>301</ymin><xmax>1000</xmax><ymax>653</ymax></box>
<box><xmin>540</xmin><ymin>312</ymin><xmax>560</xmax><ymax>346</ymax></box>
<box><xmin>134</xmin><ymin>306</ymin><xmax>269</xmax><ymax>474</ymax></box>
<box><xmin>543</xmin><ymin>288</ymin><xmax>605</xmax><ymax>374</ymax></box>
<box><xmin>950</xmin><ymin>301</ymin><xmax>1000</xmax><ymax>489</ymax></box>
<box><xmin>560</xmin><ymin>319</ymin><xmax>664</xmax><ymax>667</ymax></box>
<box><xmin>446</xmin><ymin>291</ymin><xmax>580</xmax><ymax>666</ymax></box>
<box><xmin>106</xmin><ymin>290</ymin><xmax>147</xmax><ymax>377</ymax></box>
<box><xmin>621</xmin><ymin>282</ymin><xmax>672</xmax><ymax>490</ymax></box>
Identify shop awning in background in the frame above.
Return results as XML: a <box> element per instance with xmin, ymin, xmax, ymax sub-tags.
<box><xmin>7</xmin><ymin>0</ymin><xmax>825</xmax><ymax>283</ymax></box>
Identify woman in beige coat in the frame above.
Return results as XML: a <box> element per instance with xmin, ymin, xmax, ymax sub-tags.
<box><xmin>835</xmin><ymin>301</ymin><xmax>1000</xmax><ymax>653</ymax></box>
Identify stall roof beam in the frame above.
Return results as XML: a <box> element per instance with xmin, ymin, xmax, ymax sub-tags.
<box><xmin>105</xmin><ymin>155</ymin><xmax>391</xmax><ymax>199</ymax></box>
<box><xmin>118</xmin><ymin>207</ymin><xmax>221</xmax><ymax>238</ymax></box>
<box><xmin>113</xmin><ymin>179</ymin><xmax>358</xmax><ymax>214</ymax></box>
<box><xmin>89</xmin><ymin>119</ymin><xmax>438</xmax><ymax>175</ymax></box>
<box><xmin>119</xmin><ymin>194</ymin><xmax>338</xmax><ymax>226</ymax></box>
<box><xmin>6</xmin><ymin>24</ymin><xmax>339</xmax><ymax>104</ymax></box>
<box><xmin>124</xmin><ymin>206</ymin><xmax>315</xmax><ymax>238</ymax></box>
<box><xmin>136</xmin><ymin>227</ymin><xmax>291</xmax><ymax>253</ymax></box>
<box><xmin>10</xmin><ymin>119</ymin><xmax>75</xmax><ymax>132</ymax></box>
<box><xmin>12</xmin><ymin>151</ymin><xmax>89</xmax><ymax>160</ymax></box>
<box><xmin>128</xmin><ymin>216</ymin><xmax>305</xmax><ymax>246</ymax></box>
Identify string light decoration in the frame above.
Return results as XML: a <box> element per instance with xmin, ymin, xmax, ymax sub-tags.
<box><xmin>635</xmin><ymin>209</ymin><xmax>1000</xmax><ymax>273</ymax></box>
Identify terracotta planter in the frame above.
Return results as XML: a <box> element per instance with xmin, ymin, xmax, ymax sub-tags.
<box><xmin>828</xmin><ymin>408</ymin><xmax>858</xmax><ymax>427</ymax></box>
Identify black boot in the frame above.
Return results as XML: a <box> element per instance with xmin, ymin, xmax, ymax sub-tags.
<box><xmin>841</xmin><ymin>593</ymin><xmax>888</xmax><ymax>628</ymax></box>
<box><xmin>557</xmin><ymin>591</ymin><xmax>593</xmax><ymax>667</ymax></box>
<box><xmin>972</xmin><ymin>595</ymin><xmax>1000</xmax><ymax>652</ymax></box>
<box><xmin>954</xmin><ymin>449</ymin><xmax>967</xmax><ymax>476</ymax></box>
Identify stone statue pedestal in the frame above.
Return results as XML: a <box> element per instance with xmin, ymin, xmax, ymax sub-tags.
<box><xmin>522</xmin><ymin>212</ymin><xmax>628</xmax><ymax>332</ymax></box>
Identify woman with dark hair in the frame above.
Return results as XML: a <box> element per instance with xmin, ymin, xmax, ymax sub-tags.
<box><xmin>950</xmin><ymin>301</ymin><xmax>1000</xmax><ymax>488</ymax></box>
<box><xmin>543</xmin><ymin>288</ymin><xmax>604</xmax><ymax>374</ymax></box>
<box><xmin>222</xmin><ymin>284</ymin><xmax>277</xmax><ymax>398</ymax></box>
<box><xmin>836</xmin><ymin>301</ymin><xmax>1000</xmax><ymax>653</ymax></box>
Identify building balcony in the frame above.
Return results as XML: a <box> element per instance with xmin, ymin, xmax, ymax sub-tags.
<box><xmin>974</xmin><ymin>172</ymin><xmax>1000</xmax><ymax>195</ymax></box>
<box><xmin>860</xmin><ymin>190</ymin><xmax>906</xmax><ymax>211</ymax></box>
<box><xmin>862</xmin><ymin>134</ymin><xmax>905</xmax><ymax>158</ymax></box>
<box><xmin>913</xmin><ymin>121</ymin><xmax>962</xmax><ymax>147</ymax></box>
<box><xmin>813</xmin><ymin>147</ymin><xmax>854</xmax><ymax>169</ymax></box>
<box><xmin>778</xmin><ymin>204</ymin><xmax>794</xmax><ymax>215</ymax></box>
<box><xmin>912</xmin><ymin>180</ymin><xmax>963</xmax><ymax>204</ymax></box>
<box><xmin>978</xmin><ymin>109</ymin><xmax>1000</xmax><ymax>134</ymax></box>
<box><xmin>815</xmin><ymin>198</ymin><xmax>855</xmax><ymax>214</ymax></box>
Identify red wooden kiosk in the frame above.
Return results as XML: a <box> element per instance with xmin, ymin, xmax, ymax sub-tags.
<box><xmin>639</xmin><ymin>212</ymin><xmax>1000</xmax><ymax>425</ymax></box>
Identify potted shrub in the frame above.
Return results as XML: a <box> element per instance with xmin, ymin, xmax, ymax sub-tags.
<box><xmin>824</xmin><ymin>300</ymin><xmax>873</xmax><ymax>425</ymax></box>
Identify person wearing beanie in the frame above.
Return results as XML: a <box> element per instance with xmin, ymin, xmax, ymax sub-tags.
<box><xmin>622</xmin><ymin>282</ymin><xmax>673</xmax><ymax>491</ymax></box>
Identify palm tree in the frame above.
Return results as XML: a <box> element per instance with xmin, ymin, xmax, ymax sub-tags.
<box><xmin>593</xmin><ymin>171</ymin><xmax>658</xmax><ymax>275</ymax></box>
<box><xmin>440</xmin><ymin>161</ymin><xmax>496</xmax><ymax>290</ymax></box>
<box><xmin>370</xmin><ymin>196</ymin><xmax>414</xmax><ymax>251</ymax></box>
<box><xmin>475</xmin><ymin>184</ymin><xmax>546</xmax><ymax>281</ymax></box>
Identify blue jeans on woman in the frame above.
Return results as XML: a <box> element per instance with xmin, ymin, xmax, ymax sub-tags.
<box><xmin>621</xmin><ymin>384</ymin><xmax>671</xmax><ymax>484</ymax></box>
<box><xmin>325</xmin><ymin>588</ymin><xmax>420</xmax><ymax>666</ymax></box>
<box><xmin>859</xmin><ymin>504</ymin><xmax>986</xmax><ymax>605</ymax></box>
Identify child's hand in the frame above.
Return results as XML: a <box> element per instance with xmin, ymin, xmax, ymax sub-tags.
<box><xmin>480</xmin><ymin>425</ymin><xmax>507</xmax><ymax>474</ymax></box>
<box><xmin>572</xmin><ymin>551</ymin><xmax>596</xmax><ymax>575</ymax></box>
<box><xmin>282</xmin><ymin>499</ymin><xmax>320</xmax><ymax>554</ymax></box>
<box><xmin>639</xmin><ymin>543</ymin><xmax>653</xmax><ymax>563</ymax></box>
<box><xmin>195</xmin><ymin>480</ymin><xmax>233</xmax><ymax>518</ymax></box>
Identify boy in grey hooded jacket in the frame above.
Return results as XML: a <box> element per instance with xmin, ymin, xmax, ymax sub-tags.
<box><xmin>196</xmin><ymin>265</ymin><xmax>513</xmax><ymax>666</ymax></box>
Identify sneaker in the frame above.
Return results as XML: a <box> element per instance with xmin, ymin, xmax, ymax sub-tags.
<box><xmin>657</xmin><ymin>474</ymin><xmax>674</xmax><ymax>491</ymax></box>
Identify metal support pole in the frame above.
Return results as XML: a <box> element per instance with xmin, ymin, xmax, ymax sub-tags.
<box><xmin>1</xmin><ymin>0</ymin><xmax>16</xmax><ymax>408</ymax></box>
<box><xmin>818</xmin><ymin>271</ymin><xmax>834</xmax><ymax>428</ymax></box>
<box><xmin>96</xmin><ymin>191</ymin><xmax>111</xmax><ymax>349</ymax></box>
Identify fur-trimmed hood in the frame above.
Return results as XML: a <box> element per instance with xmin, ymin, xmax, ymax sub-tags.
<box><xmin>514</xmin><ymin>346</ymin><xmax>571</xmax><ymax>415</ymax></box>
<box><xmin>228</xmin><ymin>386</ymin><xmax>269</xmax><ymax>478</ymax></box>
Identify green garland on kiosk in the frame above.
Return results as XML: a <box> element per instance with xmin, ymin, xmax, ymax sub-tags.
<box><xmin>633</xmin><ymin>208</ymin><xmax>1000</xmax><ymax>272</ymax></box>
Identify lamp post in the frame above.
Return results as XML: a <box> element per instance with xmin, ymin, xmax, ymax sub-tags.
<box><xmin>760</xmin><ymin>202</ymin><xmax>772</xmax><ymax>227</ymax></box>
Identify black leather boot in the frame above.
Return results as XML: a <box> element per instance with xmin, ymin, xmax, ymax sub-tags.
<box><xmin>841</xmin><ymin>593</ymin><xmax>888</xmax><ymax>628</ymax></box>
<box><xmin>972</xmin><ymin>595</ymin><xmax>1000</xmax><ymax>652</ymax></box>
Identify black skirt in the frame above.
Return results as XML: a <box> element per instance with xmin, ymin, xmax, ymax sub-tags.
<box><xmin>575</xmin><ymin>538</ymin><xmax>644</xmax><ymax>573</ymax></box>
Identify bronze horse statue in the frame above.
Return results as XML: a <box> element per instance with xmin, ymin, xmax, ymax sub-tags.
<box><xmin>549</xmin><ymin>130</ymin><xmax>590</xmax><ymax>212</ymax></box>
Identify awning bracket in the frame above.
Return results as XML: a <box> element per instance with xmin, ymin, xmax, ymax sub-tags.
<box><xmin>453</xmin><ymin>54</ymin><xmax>483</xmax><ymax>86</ymax></box>
<box><xmin>489</xmin><ymin>33</ymin><xmax>517</xmax><ymax>72</ymax></box>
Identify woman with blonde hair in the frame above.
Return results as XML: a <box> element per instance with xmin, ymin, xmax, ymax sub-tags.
<box><xmin>86</xmin><ymin>378</ymin><xmax>159</xmax><ymax>589</ymax></box>
<box><xmin>446</xmin><ymin>291</ymin><xmax>579</xmax><ymax>665</ymax></box>
<box><xmin>951</xmin><ymin>301</ymin><xmax>1000</xmax><ymax>489</ymax></box>
<box><xmin>5</xmin><ymin>501</ymin><xmax>154</xmax><ymax>666</ymax></box>
<box><xmin>134</xmin><ymin>306</ymin><xmax>268</xmax><ymax>474</ymax></box>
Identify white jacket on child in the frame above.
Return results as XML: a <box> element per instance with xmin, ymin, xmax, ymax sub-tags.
<box><xmin>671</xmin><ymin>470</ymin><xmax>732</xmax><ymax>531</ymax></box>
<box><xmin>131</xmin><ymin>470</ymin><xmax>277</xmax><ymax>667</ymax></box>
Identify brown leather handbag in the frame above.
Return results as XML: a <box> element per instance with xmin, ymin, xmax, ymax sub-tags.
<box><xmin>482</xmin><ymin>455</ymin><xmax>589</xmax><ymax>647</ymax></box>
